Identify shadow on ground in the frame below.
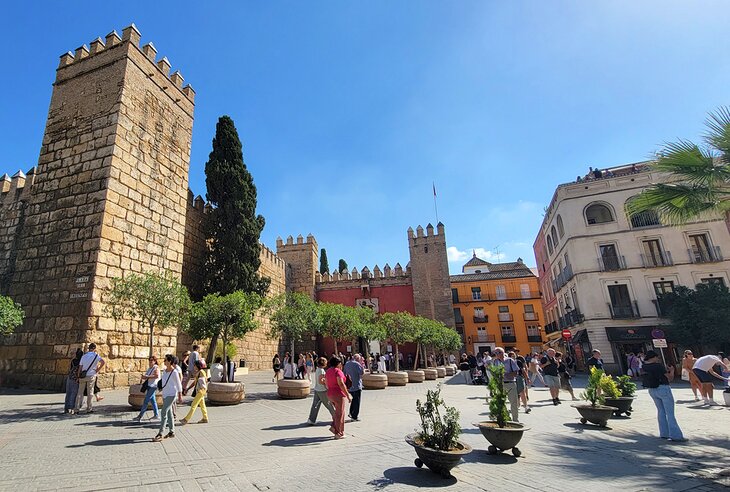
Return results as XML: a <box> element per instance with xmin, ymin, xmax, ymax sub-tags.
<box><xmin>368</xmin><ymin>466</ymin><xmax>457</xmax><ymax>490</ymax></box>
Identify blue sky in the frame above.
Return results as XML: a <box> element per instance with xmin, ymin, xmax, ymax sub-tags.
<box><xmin>2</xmin><ymin>2</ymin><xmax>729</xmax><ymax>273</ymax></box>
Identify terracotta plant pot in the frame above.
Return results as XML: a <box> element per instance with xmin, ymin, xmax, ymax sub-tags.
<box><xmin>386</xmin><ymin>371</ymin><xmax>409</xmax><ymax>386</ymax></box>
<box><xmin>277</xmin><ymin>379</ymin><xmax>311</xmax><ymax>399</ymax></box>
<box><xmin>603</xmin><ymin>397</ymin><xmax>634</xmax><ymax>417</ymax></box>
<box><xmin>435</xmin><ymin>367</ymin><xmax>446</xmax><ymax>378</ymax></box>
<box><xmin>407</xmin><ymin>370</ymin><xmax>426</xmax><ymax>383</ymax></box>
<box><xmin>444</xmin><ymin>366</ymin><xmax>455</xmax><ymax>376</ymax></box>
<box><xmin>127</xmin><ymin>384</ymin><xmax>163</xmax><ymax>410</ymax></box>
<box><xmin>362</xmin><ymin>373</ymin><xmax>388</xmax><ymax>390</ymax></box>
<box><xmin>423</xmin><ymin>368</ymin><xmax>438</xmax><ymax>380</ymax></box>
<box><xmin>405</xmin><ymin>433</ymin><xmax>472</xmax><ymax>479</ymax></box>
<box><xmin>206</xmin><ymin>381</ymin><xmax>245</xmax><ymax>405</ymax></box>
<box><xmin>573</xmin><ymin>404</ymin><xmax>618</xmax><ymax>427</ymax></box>
<box><xmin>475</xmin><ymin>421</ymin><xmax>529</xmax><ymax>457</ymax></box>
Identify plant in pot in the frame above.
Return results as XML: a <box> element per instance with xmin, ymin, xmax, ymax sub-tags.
<box><xmin>474</xmin><ymin>364</ymin><xmax>529</xmax><ymax>457</ymax></box>
<box><xmin>405</xmin><ymin>384</ymin><xmax>472</xmax><ymax>478</ymax></box>
<box><xmin>604</xmin><ymin>375</ymin><xmax>637</xmax><ymax>417</ymax></box>
<box><xmin>572</xmin><ymin>367</ymin><xmax>618</xmax><ymax>427</ymax></box>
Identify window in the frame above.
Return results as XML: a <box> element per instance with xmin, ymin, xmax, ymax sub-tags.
<box><xmin>527</xmin><ymin>325</ymin><xmax>541</xmax><ymax>337</ymax></box>
<box><xmin>474</xmin><ymin>307</ymin><xmax>486</xmax><ymax>321</ymax></box>
<box><xmin>599</xmin><ymin>244</ymin><xmax>622</xmax><ymax>271</ymax></box>
<box><xmin>524</xmin><ymin>304</ymin><xmax>537</xmax><ymax>320</ymax></box>
<box><xmin>642</xmin><ymin>239</ymin><xmax>666</xmax><ymax>267</ymax></box>
<box><xmin>547</xmin><ymin>235</ymin><xmax>554</xmax><ymax>255</ymax></box>
<box><xmin>454</xmin><ymin>308</ymin><xmax>463</xmax><ymax>323</ymax></box>
<box><xmin>524</xmin><ymin>304</ymin><xmax>534</xmax><ymax>313</ymax></box>
<box><xmin>477</xmin><ymin>326</ymin><xmax>488</xmax><ymax>341</ymax></box>
<box><xmin>471</xmin><ymin>287</ymin><xmax>481</xmax><ymax>300</ymax></box>
<box><xmin>551</xmin><ymin>226</ymin><xmax>559</xmax><ymax>247</ymax></box>
<box><xmin>500</xmin><ymin>325</ymin><xmax>515</xmax><ymax>336</ymax></box>
<box><xmin>498</xmin><ymin>306</ymin><xmax>509</xmax><ymax>313</ymax></box>
<box><xmin>498</xmin><ymin>305</ymin><xmax>512</xmax><ymax>321</ymax></box>
<box><xmin>495</xmin><ymin>285</ymin><xmax>506</xmax><ymax>300</ymax></box>
<box><xmin>520</xmin><ymin>283</ymin><xmax>531</xmax><ymax>298</ymax></box>
<box><xmin>557</xmin><ymin>215</ymin><xmax>565</xmax><ymax>238</ymax></box>
<box><xmin>689</xmin><ymin>233</ymin><xmax>714</xmax><ymax>262</ymax></box>
<box><xmin>653</xmin><ymin>281</ymin><xmax>674</xmax><ymax>297</ymax></box>
<box><xmin>585</xmin><ymin>203</ymin><xmax>614</xmax><ymax>224</ymax></box>
<box><xmin>630</xmin><ymin>210</ymin><xmax>661</xmax><ymax>228</ymax></box>
<box><xmin>608</xmin><ymin>284</ymin><xmax>635</xmax><ymax>318</ymax></box>
<box><xmin>451</xmin><ymin>288</ymin><xmax>459</xmax><ymax>303</ymax></box>
<box><xmin>701</xmin><ymin>277</ymin><xmax>726</xmax><ymax>287</ymax></box>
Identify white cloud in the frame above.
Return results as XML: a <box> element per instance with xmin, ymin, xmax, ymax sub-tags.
<box><xmin>447</xmin><ymin>246</ymin><xmax>506</xmax><ymax>263</ymax></box>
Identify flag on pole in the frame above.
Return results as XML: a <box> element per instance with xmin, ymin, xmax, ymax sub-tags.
<box><xmin>433</xmin><ymin>182</ymin><xmax>437</xmax><ymax>197</ymax></box>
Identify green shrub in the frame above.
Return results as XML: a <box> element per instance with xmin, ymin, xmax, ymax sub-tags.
<box><xmin>415</xmin><ymin>384</ymin><xmax>461</xmax><ymax>451</ymax></box>
<box><xmin>581</xmin><ymin>367</ymin><xmax>605</xmax><ymax>406</ymax></box>
<box><xmin>615</xmin><ymin>375</ymin><xmax>637</xmax><ymax>397</ymax></box>
<box><xmin>599</xmin><ymin>373</ymin><xmax>621</xmax><ymax>399</ymax></box>
<box><xmin>488</xmin><ymin>364</ymin><xmax>510</xmax><ymax>428</ymax></box>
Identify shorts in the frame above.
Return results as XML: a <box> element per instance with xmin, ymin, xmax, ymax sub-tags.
<box><xmin>544</xmin><ymin>374</ymin><xmax>561</xmax><ymax>389</ymax></box>
<box><xmin>693</xmin><ymin>368</ymin><xmax>715</xmax><ymax>384</ymax></box>
<box><xmin>516</xmin><ymin>375</ymin><xmax>525</xmax><ymax>394</ymax></box>
<box><xmin>560</xmin><ymin>373</ymin><xmax>572</xmax><ymax>390</ymax></box>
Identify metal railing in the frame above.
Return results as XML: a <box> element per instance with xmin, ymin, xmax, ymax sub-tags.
<box><xmin>523</xmin><ymin>312</ymin><xmax>538</xmax><ymax>321</ymax></box>
<box><xmin>473</xmin><ymin>316</ymin><xmax>488</xmax><ymax>323</ymax></box>
<box><xmin>527</xmin><ymin>335</ymin><xmax>543</xmax><ymax>342</ymax></box>
<box><xmin>498</xmin><ymin>313</ymin><xmax>513</xmax><ymax>322</ymax></box>
<box><xmin>462</xmin><ymin>290</ymin><xmax>541</xmax><ymax>301</ymax></box>
<box><xmin>608</xmin><ymin>301</ymin><xmax>640</xmax><ymax>319</ymax></box>
<box><xmin>688</xmin><ymin>246</ymin><xmax>723</xmax><ymax>264</ymax></box>
<box><xmin>476</xmin><ymin>334</ymin><xmax>496</xmax><ymax>343</ymax></box>
<box><xmin>551</xmin><ymin>264</ymin><xmax>574</xmax><ymax>293</ymax></box>
<box><xmin>599</xmin><ymin>255</ymin><xmax>627</xmax><ymax>271</ymax></box>
<box><xmin>640</xmin><ymin>250</ymin><xmax>673</xmax><ymax>268</ymax></box>
<box><xmin>558</xmin><ymin>310</ymin><xmax>585</xmax><ymax>328</ymax></box>
<box><xmin>544</xmin><ymin>321</ymin><xmax>559</xmax><ymax>334</ymax></box>
<box><xmin>501</xmin><ymin>335</ymin><xmax>517</xmax><ymax>343</ymax></box>
<box><xmin>630</xmin><ymin>210</ymin><xmax>662</xmax><ymax>228</ymax></box>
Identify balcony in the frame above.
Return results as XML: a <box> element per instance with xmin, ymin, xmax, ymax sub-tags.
<box><xmin>476</xmin><ymin>334</ymin><xmax>496</xmax><ymax>343</ymax></box>
<box><xmin>501</xmin><ymin>335</ymin><xmax>517</xmax><ymax>343</ymax></box>
<box><xmin>688</xmin><ymin>246</ymin><xmax>723</xmax><ymax>264</ymax></box>
<box><xmin>641</xmin><ymin>251</ymin><xmax>673</xmax><ymax>268</ymax></box>
<box><xmin>471</xmin><ymin>293</ymin><xmax>482</xmax><ymax>300</ymax></box>
<box><xmin>527</xmin><ymin>335</ymin><xmax>543</xmax><ymax>342</ymax></box>
<box><xmin>473</xmin><ymin>315</ymin><xmax>488</xmax><ymax>323</ymax></box>
<box><xmin>630</xmin><ymin>210</ymin><xmax>662</xmax><ymax>228</ymax></box>
<box><xmin>523</xmin><ymin>312</ymin><xmax>538</xmax><ymax>321</ymax></box>
<box><xmin>608</xmin><ymin>301</ymin><xmax>640</xmax><ymax>319</ymax></box>
<box><xmin>498</xmin><ymin>313</ymin><xmax>513</xmax><ymax>322</ymax></box>
<box><xmin>551</xmin><ymin>264</ymin><xmax>574</xmax><ymax>292</ymax></box>
<box><xmin>599</xmin><ymin>255</ymin><xmax>627</xmax><ymax>271</ymax></box>
<box><xmin>460</xmin><ymin>291</ymin><xmax>541</xmax><ymax>302</ymax></box>
<box><xmin>544</xmin><ymin>321</ymin><xmax>559</xmax><ymax>334</ymax></box>
<box><xmin>455</xmin><ymin>314</ymin><xmax>464</xmax><ymax>325</ymax></box>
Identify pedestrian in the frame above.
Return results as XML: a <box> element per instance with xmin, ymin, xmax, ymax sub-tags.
<box><xmin>297</xmin><ymin>353</ymin><xmax>306</xmax><ymax>380</ymax></box>
<box><xmin>180</xmin><ymin>350</ymin><xmax>191</xmax><ymax>389</ymax></box>
<box><xmin>272</xmin><ymin>353</ymin><xmax>281</xmax><ymax>382</ymax></box>
<box><xmin>326</xmin><ymin>356</ymin><xmax>352</xmax><ymax>439</ymax></box>
<box><xmin>188</xmin><ymin>345</ymin><xmax>200</xmax><ymax>382</ymax></box>
<box><xmin>226</xmin><ymin>356</ymin><xmax>236</xmax><ymax>382</ymax></box>
<box><xmin>75</xmin><ymin>343</ymin><xmax>105</xmax><ymax>414</ymax></box>
<box><xmin>541</xmin><ymin>348</ymin><xmax>562</xmax><ymax>405</ymax></box>
<box><xmin>515</xmin><ymin>354</ymin><xmax>531</xmax><ymax>414</ymax></box>
<box><xmin>492</xmin><ymin>347</ymin><xmax>520</xmax><ymax>423</ymax></box>
<box><xmin>528</xmin><ymin>354</ymin><xmax>545</xmax><ymax>386</ymax></box>
<box><xmin>210</xmin><ymin>357</ymin><xmax>225</xmax><ymax>382</ymax></box>
<box><xmin>587</xmin><ymin>349</ymin><xmax>604</xmax><ymax>370</ymax></box>
<box><xmin>467</xmin><ymin>352</ymin><xmax>477</xmax><ymax>380</ymax></box>
<box><xmin>283</xmin><ymin>354</ymin><xmax>296</xmax><ymax>379</ymax></box>
<box><xmin>642</xmin><ymin>350</ymin><xmax>686</xmax><ymax>442</ymax></box>
<box><xmin>64</xmin><ymin>349</ymin><xmax>83</xmax><ymax>414</ymax></box>
<box><xmin>378</xmin><ymin>355</ymin><xmax>387</xmax><ymax>373</ymax></box>
<box><xmin>692</xmin><ymin>354</ymin><xmax>730</xmax><ymax>405</ymax></box>
<box><xmin>449</xmin><ymin>353</ymin><xmax>456</xmax><ymax>365</ymax></box>
<box><xmin>344</xmin><ymin>354</ymin><xmax>364</xmax><ymax>421</ymax></box>
<box><xmin>133</xmin><ymin>355</ymin><xmax>161</xmax><ymax>422</ymax></box>
<box><xmin>681</xmin><ymin>350</ymin><xmax>701</xmax><ymax>401</ymax></box>
<box><xmin>153</xmin><ymin>354</ymin><xmax>183</xmax><ymax>442</ymax></box>
<box><xmin>172</xmin><ymin>356</ymin><xmax>183</xmax><ymax>417</ymax></box>
<box><xmin>459</xmin><ymin>354</ymin><xmax>471</xmax><ymax>384</ymax></box>
<box><xmin>307</xmin><ymin>357</ymin><xmax>335</xmax><ymax>425</ymax></box>
<box><xmin>180</xmin><ymin>359</ymin><xmax>209</xmax><ymax>425</ymax></box>
<box><xmin>718</xmin><ymin>352</ymin><xmax>730</xmax><ymax>388</ymax></box>
<box><xmin>556</xmin><ymin>352</ymin><xmax>578</xmax><ymax>401</ymax></box>
<box><xmin>305</xmin><ymin>353</ymin><xmax>314</xmax><ymax>382</ymax></box>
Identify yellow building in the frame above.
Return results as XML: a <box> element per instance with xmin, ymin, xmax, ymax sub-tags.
<box><xmin>451</xmin><ymin>253</ymin><xmax>546</xmax><ymax>356</ymax></box>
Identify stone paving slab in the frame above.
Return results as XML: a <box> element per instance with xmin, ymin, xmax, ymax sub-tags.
<box><xmin>1</xmin><ymin>372</ymin><xmax>729</xmax><ymax>491</ymax></box>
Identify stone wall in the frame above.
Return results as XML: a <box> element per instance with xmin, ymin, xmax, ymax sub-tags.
<box><xmin>275</xmin><ymin>234</ymin><xmax>318</xmax><ymax>298</ymax></box>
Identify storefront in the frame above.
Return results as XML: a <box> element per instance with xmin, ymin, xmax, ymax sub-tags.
<box><xmin>571</xmin><ymin>329</ymin><xmax>590</xmax><ymax>372</ymax></box>
<box><xmin>605</xmin><ymin>326</ymin><xmax>677</xmax><ymax>374</ymax></box>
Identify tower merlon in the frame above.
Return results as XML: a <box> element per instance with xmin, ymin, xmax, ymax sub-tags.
<box><xmin>89</xmin><ymin>37</ymin><xmax>105</xmax><ymax>55</ymax></box>
<box><xmin>437</xmin><ymin>222</ymin><xmax>445</xmax><ymax>234</ymax></box>
<box><xmin>276</xmin><ymin>237</ymin><xmax>283</xmax><ymax>248</ymax></box>
<box><xmin>142</xmin><ymin>42</ymin><xmax>157</xmax><ymax>61</ymax></box>
<box><xmin>121</xmin><ymin>23</ymin><xmax>142</xmax><ymax>47</ymax></box>
<box><xmin>1</xmin><ymin>173</ymin><xmax>10</xmax><ymax>193</ymax></box>
<box><xmin>58</xmin><ymin>51</ymin><xmax>74</xmax><ymax>68</ymax></box>
<box><xmin>74</xmin><ymin>45</ymin><xmax>90</xmax><ymax>61</ymax></box>
<box><xmin>182</xmin><ymin>85</ymin><xmax>195</xmax><ymax>103</ymax></box>
<box><xmin>426</xmin><ymin>223</ymin><xmax>434</xmax><ymax>236</ymax></box>
<box><xmin>416</xmin><ymin>225</ymin><xmax>424</xmax><ymax>238</ymax></box>
<box><xmin>296</xmin><ymin>234</ymin><xmax>303</xmax><ymax>245</ymax></box>
<box><xmin>157</xmin><ymin>57</ymin><xmax>171</xmax><ymax>76</ymax></box>
<box><xmin>170</xmin><ymin>70</ymin><xmax>184</xmax><ymax>89</ymax></box>
<box><xmin>105</xmin><ymin>30</ymin><xmax>122</xmax><ymax>47</ymax></box>
<box><xmin>286</xmin><ymin>235</ymin><xmax>294</xmax><ymax>245</ymax></box>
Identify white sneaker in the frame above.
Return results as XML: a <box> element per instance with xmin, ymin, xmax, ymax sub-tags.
<box><xmin>707</xmin><ymin>400</ymin><xmax>718</xmax><ymax>406</ymax></box>
<box><xmin>306</xmin><ymin>419</ymin><xmax>315</xmax><ymax>425</ymax></box>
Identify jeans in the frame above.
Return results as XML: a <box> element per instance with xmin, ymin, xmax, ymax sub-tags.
<box><xmin>183</xmin><ymin>389</ymin><xmax>208</xmax><ymax>422</ymax></box>
<box><xmin>158</xmin><ymin>396</ymin><xmax>176</xmax><ymax>435</ymax></box>
<box><xmin>64</xmin><ymin>377</ymin><xmax>79</xmax><ymax>411</ymax></box>
<box><xmin>349</xmin><ymin>390</ymin><xmax>362</xmax><ymax>419</ymax></box>
<box><xmin>648</xmin><ymin>385</ymin><xmax>684</xmax><ymax>440</ymax></box>
<box><xmin>330</xmin><ymin>396</ymin><xmax>347</xmax><ymax>437</ymax></box>
<box><xmin>75</xmin><ymin>376</ymin><xmax>96</xmax><ymax>412</ymax></box>
<box><xmin>504</xmin><ymin>381</ymin><xmax>520</xmax><ymax>423</ymax></box>
<box><xmin>137</xmin><ymin>385</ymin><xmax>159</xmax><ymax>418</ymax></box>
<box><xmin>308</xmin><ymin>390</ymin><xmax>334</xmax><ymax>422</ymax></box>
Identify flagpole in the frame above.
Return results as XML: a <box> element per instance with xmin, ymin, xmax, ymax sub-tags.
<box><xmin>432</xmin><ymin>182</ymin><xmax>439</xmax><ymax>223</ymax></box>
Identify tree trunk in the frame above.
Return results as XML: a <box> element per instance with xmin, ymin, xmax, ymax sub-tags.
<box><xmin>414</xmin><ymin>343</ymin><xmax>421</xmax><ymax>370</ymax></box>
<box><xmin>291</xmin><ymin>340</ymin><xmax>295</xmax><ymax>378</ymax></box>
<box><xmin>333</xmin><ymin>338</ymin><xmax>338</xmax><ymax>356</ymax></box>
<box><xmin>395</xmin><ymin>344</ymin><xmax>400</xmax><ymax>372</ymax></box>
<box><xmin>222</xmin><ymin>333</ymin><xmax>228</xmax><ymax>383</ymax></box>
<box><xmin>207</xmin><ymin>333</ymin><xmax>219</xmax><ymax>365</ymax></box>
<box><xmin>148</xmin><ymin>321</ymin><xmax>154</xmax><ymax>359</ymax></box>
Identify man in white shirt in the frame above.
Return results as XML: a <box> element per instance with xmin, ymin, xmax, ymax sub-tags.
<box><xmin>692</xmin><ymin>354</ymin><xmax>730</xmax><ymax>405</ymax></box>
<box><xmin>210</xmin><ymin>357</ymin><xmax>225</xmax><ymax>382</ymax></box>
<box><xmin>75</xmin><ymin>343</ymin><xmax>105</xmax><ymax>414</ymax></box>
<box><xmin>188</xmin><ymin>345</ymin><xmax>200</xmax><ymax>379</ymax></box>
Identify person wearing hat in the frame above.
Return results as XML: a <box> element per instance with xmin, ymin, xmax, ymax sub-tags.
<box><xmin>642</xmin><ymin>350</ymin><xmax>686</xmax><ymax>442</ymax></box>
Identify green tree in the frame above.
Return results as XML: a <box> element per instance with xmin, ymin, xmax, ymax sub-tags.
<box><xmin>627</xmin><ymin>107</ymin><xmax>730</xmax><ymax>230</ymax></box>
<box><xmin>351</xmin><ymin>307</ymin><xmax>383</xmax><ymax>358</ymax></box>
<box><xmin>659</xmin><ymin>283</ymin><xmax>730</xmax><ymax>351</ymax></box>
<box><xmin>318</xmin><ymin>302</ymin><xmax>357</xmax><ymax>354</ymax></box>
<box><xmin>377</xmin><ymin>312</ymin><xmax>418</xmax><ymax>371</ymax></box>
<box><xmin>187</xmin><ymin>291</ymin><xmax>261</xmax><ymax>382</ymax></box>
<box><xmin>338</xmin><ymin>259</ymin><xmax>348</xmax><ymax>274</ymax></box>
<box><xmin>319</xmin><ymin>248</ymin><xmax>329</xmax><ymax>275</ymax></box>
<box><xmin>268</xmin><ymin>292</ymin><xmax>320</xmax><ymax>365</ymax></box>
<box><xmin>105</xmin><ymin>271</ymin><xmax>191</xmax><ymax>358</ymax></box>
<box><xmin>0</xmin><ymin>295</ymin><xmax>24</xmax><ymax>335</ymax></box>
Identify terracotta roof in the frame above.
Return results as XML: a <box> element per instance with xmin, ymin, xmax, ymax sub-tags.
<box><xmin>463</xmin><ymin>252</ymin><xmax>491</xmax><ymax>268</ymax></box>
<box><xmin>450</xmin><ymin>261</ymin><xmax>536</xmax><ymax>282</ymax></box>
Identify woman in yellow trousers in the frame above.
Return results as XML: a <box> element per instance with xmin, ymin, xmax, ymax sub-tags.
<box><xmin>180</xmin><ymin>359</ymin><xmax>209</xmax><ymax>424</ymax></box>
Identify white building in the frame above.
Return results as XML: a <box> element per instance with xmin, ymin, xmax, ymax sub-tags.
<box><xmin>534</xmin><ymin>162</ymin><xmax>730</xmax><ymax>374</ymax></box>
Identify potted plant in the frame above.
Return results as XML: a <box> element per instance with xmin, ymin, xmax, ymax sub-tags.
<box><xmin>475</xmin><ymin>364</ymin><xmax>529</xmax><ymax>457</ymax></box>
<box><xmin>405</xmin><ymin>384</ymin><xmax>472</xmax><ymax>478</ymax></box>
<box><xmin>604</xmin><ymin>375</ymin><xmax>637</xmax><ymax>417</ymax></box>
<box><xmin>572</xmin><ymin>367</ymin><xmax>618</xmax><ymax>427</ymax></box>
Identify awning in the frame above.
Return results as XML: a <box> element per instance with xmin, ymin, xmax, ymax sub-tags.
<box><xmin>572</xmin><ymin>329</ymin><xmax>588</xmax><ymax>344</ymax></box>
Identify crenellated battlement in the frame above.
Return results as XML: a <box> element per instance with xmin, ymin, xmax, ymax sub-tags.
<box><xmin>315</xmin><ymin>261</ymin><xmax>412</xmax><ymax>290</ymax></box>
<box><xmin>276</xmin><ymin>233</ymin><xmax>317</xmax><ymax>248</ymax></box>
<box><xmin>56</xmin><ymin>24</ymin><xmax>195</xmax><ymax>104</ymax></box>
<box><xmin>407</xmin><ymin>222</ymin><xmax>445</xmax><ymax>241</ymax></box>
<box><xmin>0</xmin><ymin>168</ymin><xmax>37</xmax><ymax>207</ymax></box>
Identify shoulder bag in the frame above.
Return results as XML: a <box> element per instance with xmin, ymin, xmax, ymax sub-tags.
<box><xmin>78</xmin><ymin>354</ymin><xmax>98</xmax><ymax>379</ymax></box>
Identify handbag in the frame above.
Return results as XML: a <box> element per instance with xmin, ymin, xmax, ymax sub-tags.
<box><xmin>345</xmin><ymin>374</ymin><xmax>353</xmax><ymax>389</ymax></box>
<box><xmin>681</xmin><ymin>368</ymin><xmax>690</xmax><ymax>381</ymax></box>
<box><xmin>78</xmin><ymin>354</ymin><xmax>98</xmax><ymax>379</ymax></box>
<box><xmin>140</xmin><ymin>380</ymin><xmax>149</xmax><ymax>393</ymax></box>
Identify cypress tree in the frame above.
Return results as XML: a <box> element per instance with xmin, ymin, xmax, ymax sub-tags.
<box><xmin>204</xmin><ymin>116</ymin><xmax>270</xmax><ymax>297</ymax></box>
<box><xmin>338</xmin><ymin>259</ymin><xmax>348</xmax><ymax>274</ymax></box>
<box><xmin>319</xmin><ymin>248</ymin><xmax>329</xmax><ymax>275</ymax></box>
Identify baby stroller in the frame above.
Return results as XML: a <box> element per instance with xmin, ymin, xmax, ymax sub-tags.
<box><xmin>471</xmin><ymin>368</ymin><xmax>487</xmax><ymax>385</ymax></box>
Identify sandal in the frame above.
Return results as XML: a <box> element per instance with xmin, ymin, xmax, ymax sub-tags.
<box><xmin>152</xmin><ymin>434</ymin><xmax>163</xmax><ymax>442</ymax></box>
<box><xmin>164</xmin><ymin>431</ymin><xmax>175</xmax><ymax>439</ymax></box>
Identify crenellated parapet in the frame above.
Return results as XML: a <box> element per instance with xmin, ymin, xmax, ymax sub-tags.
<box><xmin>316</xmin><ymin>261</ymin><xmax>412</xmax><ymax>291</ymax></box>
<box><xmin>0</xmin><ymin>168</ymin><xmax>36</xmax><ymax>208</ymax></box>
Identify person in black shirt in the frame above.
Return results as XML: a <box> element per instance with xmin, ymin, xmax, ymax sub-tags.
<box><xmin>587</xmin><ymin>349</ymin><xmax>604</xmax><ymax>371</ymax></box>
<box><xmin>642</xmin><ymin>350</ymin><xmax>686</xmax><ymax>442</ymax></box>
<box><xmin>540</xmin><ymin>348</ymin><xmax>562</xmax><ymax>405</ymax></box>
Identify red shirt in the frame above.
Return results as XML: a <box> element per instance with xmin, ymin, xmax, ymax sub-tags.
<box><xmin>325</xmin><ymin>367</ymin><xmax>347</xmax><ymax>399</ymax></box>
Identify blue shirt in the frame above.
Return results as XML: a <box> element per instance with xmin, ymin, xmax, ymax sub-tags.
<box><xmin>344</xmin><ymin>360</ymin><xmax>364</xmax><ymax>391</ymax></box>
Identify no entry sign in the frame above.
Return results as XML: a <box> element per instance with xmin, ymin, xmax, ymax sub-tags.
<box><xmin>561</xmin><ymin>330</ymin><xmax>572</xmax><ymax>340</ymax></box>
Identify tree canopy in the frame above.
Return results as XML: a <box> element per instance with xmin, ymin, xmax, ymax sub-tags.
<box><xmin>0</xmin><ymin>295</ymin><xmax>24</xmax><ymax>335</ymax></box>
<box><xmin>338</xmin><ymin>259</ymin><xmax>348</xmax><ymax>274</ymax></box>
<box><xmin>659</xmin><ymin>282</ymin><xmax>730</xmax><ymax>350</ymax></box>
<box><xmin>377</xmin><ymin>311</ymin><xmax>419</xmax><ymax>371</ymax></box>
<box><xmin>319</xmin><ymin>249</ymin><xmax>329</xmax><ymax>275</ymax></box>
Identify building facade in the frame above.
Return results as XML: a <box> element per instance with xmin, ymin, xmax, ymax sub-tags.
<box><xmin>451</xmin><ymin>254</ymin><xmax>545</xmax><ymax>356</ymax></box>
<box><xmin>534</xmin><ymin>162</ymin><xmax>730</xmax><ymax>374</ymax></box>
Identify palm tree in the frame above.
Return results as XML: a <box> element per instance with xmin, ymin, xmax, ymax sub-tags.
<box><xmin>627</xmin><ymin>107</ymin><xmax>730</xmax><ymax>232</ymax></box>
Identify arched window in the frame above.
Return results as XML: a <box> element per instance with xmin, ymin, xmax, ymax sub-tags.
<box><xmin>547</xmin><ymin>235</ymin><xmax>554</xmax><ymax>255</ymax></box>
<box><xmin>557</xmin><ymin>215</ymin><xmax>565</xmax><ymax>238</ymax></box>
<box><xmin>551</xmin><ymin>226</ymin><xmax>559</xmax><ymax>247</ymax></box>
<box><xmin>625</xmin><ymin>197</ymin><xmax>661</xmax><ymax>228</ymax></box>
<box><xmin>585</xmin><ymin>203</ymin><xmax>614</xmax><ymax>225</ymax></box>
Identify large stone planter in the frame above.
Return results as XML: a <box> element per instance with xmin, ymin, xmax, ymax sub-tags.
<box><xmin>128</xmin><ymin>384</ymin><xmax>163</xmax><ymax>410</ymax></box>
<box><xmin>573</xmin><ymin>404</ymin><xmax>618</xmax><ymax>427</ymax></box>
<box><xmin>423</xmin><ymin>368</ymin><xmax>438</xmax><ymax>380</ymax></box>
<box><xmin>435</xmin><ymin>367</ymin><xmax>446</xmax><ymax>378</ymax></box>
<box><xmin>407</xmin><ymin>370</ymin><xmax>425</xmax><ymax>383</ymax></box>
<box><xmin>363</xmin><ymin>373</ymin><xmax>388</xmax><ymax>390</ymax></box>
<box><xmin>475</xmin><ymin>421</ymin><xmax>529</xmax><ymax>457</ymax></box>
<box><xmin>405</xmin><ymin>433</ymin><xmax>472</xmax><ymax>479</ymax></box>
<box><xmin>207</xmin><ymin>381</ymin><xmax>245</xmax><ymax>405</ymax></box>
<box><xmin>444</xmin><ymin>366</ymin><xmax>455</xmax><ymax>376</ymax></box>
<box><xmin>277</xmin><ymin>379</ymin><xmax>311</xmax><ymax>399</ymax></box>
<box><xmin>386</xmin><ymin>371</ymin><xmax>409</xmax><ymax>386</ymax></box>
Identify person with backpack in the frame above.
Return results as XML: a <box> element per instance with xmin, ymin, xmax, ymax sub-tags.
<box><xmin>74</xmin><ymin>343</ymin><xmax>105</xmax><ymax>414</ymax></box>
<box><xmin>180</xmin><ymin>359</ymin><xmax>209</xmax><ymax>425</ymax></box>
<box><xmin>153</xmin><ymin>354</ymin><xmax>183</xmax><ymax>442</ymax></box>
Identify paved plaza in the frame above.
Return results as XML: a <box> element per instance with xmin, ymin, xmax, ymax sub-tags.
<box><xmin>1</xmin><ymin>371</ymin><xmax>729</xmax><ymax>491</ymax></box>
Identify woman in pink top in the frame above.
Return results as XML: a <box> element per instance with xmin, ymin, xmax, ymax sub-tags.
<box><xmin>325</xmin><ymin>356</ymin><xmax>351</xmax><ymax>439</ymax></box>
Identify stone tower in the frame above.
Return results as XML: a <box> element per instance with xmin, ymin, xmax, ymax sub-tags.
<box><xmin>408</xmin><ymin>222</ymin><xmax>455</xmax><ymax>328</ymax></box>
<box><xmin>0</xmin><ymin>24</ymin><xmax>195</xmax><ymax>389</ymax></box>
<box><xmin>276</xmin><ymin>234</ymin><xmax>318</xmax><ymax>298</ymax></box>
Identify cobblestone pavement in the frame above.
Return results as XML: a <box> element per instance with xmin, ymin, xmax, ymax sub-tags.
<box><xmin>1</xmin><ymin>371</ymin><xmax>729</xmax><ymax>491</ymax></box>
